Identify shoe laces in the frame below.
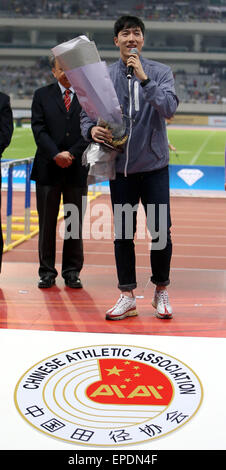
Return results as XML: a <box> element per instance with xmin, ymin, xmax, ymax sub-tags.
<box><xmin>120</xmin><ymin>293</ymin><xmax>134</xmax><ymax>303</ymax></box>
<box><xmin>113</xmin><ymin>295</ymin><xmax>124</xmax><ymax>308</ymax></box>
<box><xmin>157</xmin><ymin>290</ymin><xmax>169</xmax><ymax>305</ymax></box>
<box><xmin>114</xmin><ymin>294</ymin><xmax>134</xmax><ymax>307</ymax></box>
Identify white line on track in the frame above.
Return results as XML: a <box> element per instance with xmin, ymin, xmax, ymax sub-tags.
<box><xmin>190</xmin><ymin>131</ymin><xmax>216</xmax><ymax>164</ymax></box>
<box><xmin>56</xmin><ymin>250</ymin><xmax>226</xmax><ymax>259</ymax></box>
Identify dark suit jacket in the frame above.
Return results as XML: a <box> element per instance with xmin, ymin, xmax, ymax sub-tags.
<box><xmin>0</xmin><ymin>92</ymin><xmax>13</xmax><ymax>158</ymax></box>
<box><xmin>30</xmin><ymin>82</ymin><xmax>88</xmax><ymax>187</ymax></box>
<box><xmin>0</xmin><ymin>91</ymin><xmax>13</xmax><ymax>270</ymax></box>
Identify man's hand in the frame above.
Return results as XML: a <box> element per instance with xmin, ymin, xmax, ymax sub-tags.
<box><xmin>91</xmin><ymin>126</ymin><xmax>113</xmax><ymax>144</ymax></box>
<box><xmin>53</xmin><ymin>151</ymin><xmax>74</xmax><ymax>168</ymax></box>
<box><xmin>127</xmin><ymin>53</ymin><xmax>147</xmax><ymax>82</ymax></box>
<box><xmin>169</xmin><ymin>144</ymin><xmax>176</xmax><ymax>152</ymax></box>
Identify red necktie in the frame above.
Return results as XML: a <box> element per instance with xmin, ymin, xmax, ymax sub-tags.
<box><xmin>64</xmin><ymin>89</ymin><xmax>71</xmax><ymax>111</ymax></box>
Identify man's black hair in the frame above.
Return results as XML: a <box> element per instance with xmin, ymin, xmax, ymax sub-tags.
<box><xmin>114</xmin><ymin>16</ymin><xmax>145</xmax><ymax>37</ymax></box>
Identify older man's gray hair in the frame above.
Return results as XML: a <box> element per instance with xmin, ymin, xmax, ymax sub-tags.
<box><xmin>49</xmin><ymin>53</ymin><xmax>56</xmax><ymax>69</ymax></box>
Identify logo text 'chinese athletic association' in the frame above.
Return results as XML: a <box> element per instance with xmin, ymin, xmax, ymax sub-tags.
<box><xmin>14</xmin><ymin>345</ymin><xmax>203</xmax><ymax>446</ymax></box>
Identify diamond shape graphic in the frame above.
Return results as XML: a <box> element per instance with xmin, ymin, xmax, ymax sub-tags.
<box><xmin>177</xmin><ymin>168</ymin><xmax>204</xmax><ymax>187</ymax></box>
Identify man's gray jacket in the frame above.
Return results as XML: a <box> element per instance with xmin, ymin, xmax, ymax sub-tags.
<box><xmin>80</xmin><ymin>56</ymin><xmax>179</xmax><ymax>176</ymax></box>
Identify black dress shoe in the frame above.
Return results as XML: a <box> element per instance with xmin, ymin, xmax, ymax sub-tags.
<box><xmin>38</xmin><ymin>276</ymin><xmax>56</xmax><ymax>288</ymax></box>
<box><xmin>64</xmin><ymin>273</ymin><xmax>83</xmax><ymax>288</ymax></box>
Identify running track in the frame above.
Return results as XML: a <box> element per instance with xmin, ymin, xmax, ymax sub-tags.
<box><xmin>1</xmin><ymin>191</ymin><xmax>226</xmax><ymax>337</ymax></box>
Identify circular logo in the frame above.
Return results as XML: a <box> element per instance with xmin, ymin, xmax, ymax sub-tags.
<box><xmin>14</xmin><ymin>345</ymin><xmax>203</xmax><ymax>446</ymax></box>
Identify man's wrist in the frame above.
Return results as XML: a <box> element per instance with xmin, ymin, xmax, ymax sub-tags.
<box><xmin>88</xmin><ymin>125</ymin><xmax>95</xmax><ymax>140</ymax></box>
<box><xmin>140</xmin><ymin>77</ymin><xmax>150</xmax><ymax>87</ymax></box>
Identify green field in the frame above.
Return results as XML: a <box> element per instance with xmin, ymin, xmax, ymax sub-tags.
<box><xmin>168</xmin><ymin>127</ymin><xmax>225</xmax><ymax>166</ymax></box>
<box><xmin>2</xmin><ymin>125</ymin><xmax>226</xmax><ymax>166</ymax></box>
<box><xmin>3</xmin><ymin>126</ymin><xmax>36</xmax><ymax>160</ymax></box>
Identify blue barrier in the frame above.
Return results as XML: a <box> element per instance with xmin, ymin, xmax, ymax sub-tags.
<box><xmin>1</xmin><ymin>158</ymin><xmax>34</xmax><ymax>246</ymax></box>
<box><xmin>1</xmin><ymin>161</ymin><xmax>225</xmax><ymax>192</ymax></box>
<box><xmin>1</xmin><ymin>160</ymin><xmax>35</xmax><ymax>186</ymax></box>
<box><xmin>1</xmin><ymin>158</ymin><xmax>101</xmax><ymax>251</ymax></box>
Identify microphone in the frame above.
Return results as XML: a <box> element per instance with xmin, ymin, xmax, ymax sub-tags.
<box><xmin>126</xmin><ymin>48</ymin><xmax>138</xmax><ymax>79</ymax></box>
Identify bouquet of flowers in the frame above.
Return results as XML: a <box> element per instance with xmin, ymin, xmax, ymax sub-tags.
<box><xmin>52</xmin><ymin>36</ymin><xmax>127</xmax><ymax>182</ymax></box>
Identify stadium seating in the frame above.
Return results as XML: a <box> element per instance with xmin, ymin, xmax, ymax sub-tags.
<box><xmin>1</xmin><ymin>0</ymin><xmax>226</xmax><ymax>105</ymax></box>
<box><xmin>1</xmin><ymin>0</ymin><xmax>226</xmax><ymax>21</ymax></box>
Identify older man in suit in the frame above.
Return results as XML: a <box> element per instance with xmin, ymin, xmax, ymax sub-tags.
<box><xmin>0</xmin><ymin>92</ymin><xmax>13</xmax><ymax>271</ymax></box>
<box><xmin>31</xmin><ymin>55</ymin><xmax>88</xmax><ymax>289</ymax></box>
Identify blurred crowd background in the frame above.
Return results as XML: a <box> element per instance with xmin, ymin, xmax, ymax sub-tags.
<box><xmin>0</xmin><ymin>0</ymin><xmax>226</xmax><ymax>106</ymax></box>
<box><xmin>1</xmin><ymin>0</ymin><xmax>226</xmax><ymax>22</ymax></box>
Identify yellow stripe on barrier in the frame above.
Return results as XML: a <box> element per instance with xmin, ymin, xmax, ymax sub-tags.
<box><xmin>10</xmin><ymin>216</ymin><xmax>39</xmax><ymax>223</ymax></box>
<box><xmin>2</xmin><ymin>224</ymin><xmax>39</xmax><ymax>232</ymax></box>
<box><xmin>3</xmin><ymin>191</ymin><xmax>102</xmax><ymax>253</ymax></box>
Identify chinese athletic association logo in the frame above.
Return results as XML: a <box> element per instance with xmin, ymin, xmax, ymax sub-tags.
<box><xmin>14</xmin><ymin>345</ymin><xmax>203</xmax><ymax>446</ymax></box>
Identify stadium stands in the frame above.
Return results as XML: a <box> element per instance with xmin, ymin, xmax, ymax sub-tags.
<box><xmin>174</xmin><ymin>68</ymin><xmax>226</xmax><ymax>104</ymax></box>
<box><xmin>1</xmin><ymin>0</ymin><xmax>226</xmax><ymax>22</ymax></box>
<box><xmin>1</xmin><ymin>0</ymin><xmax>226</xmax><ymax>108</ymax></box>
<box><xmin>1</xmin><ymin>60</ymin><xmax>226</xmax><ymax>105</ymax></box>
<box><xmin>0</xmin><ymin>59</ymin><xmax>51</xmax><ymax>100</ymax></box>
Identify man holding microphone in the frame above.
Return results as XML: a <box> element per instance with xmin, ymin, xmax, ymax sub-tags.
<box><xmin>81</xmin><ymin>15</ymin><xmax>179</xmax><ymax>320</ymax></box>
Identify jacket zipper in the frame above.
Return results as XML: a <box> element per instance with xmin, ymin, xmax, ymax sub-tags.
<box><xmin>124</xmin><ymin>79</ymin><xmax>133</xmax><ymax>177</ymax></box>
<box><xmin>134</xmin><ymin>81</ymin><xmax>139</xmax><ymax>111</ymax></box>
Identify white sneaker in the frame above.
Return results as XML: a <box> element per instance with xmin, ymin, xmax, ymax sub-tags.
<box><xmin>152</xmin><ymin>289</ymin><xmax>173</xmax><ymax>319</ymax></box>
<box><xmin>106</xmin><ymin>294</ymin><xmax>138</xmax><ymax>321</ymax></box>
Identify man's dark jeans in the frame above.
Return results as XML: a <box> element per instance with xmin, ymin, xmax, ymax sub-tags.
<box><xmin>109</xmin><ymin>166</ymin><xmax>172</xmax><ymax>291</ymax></box>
